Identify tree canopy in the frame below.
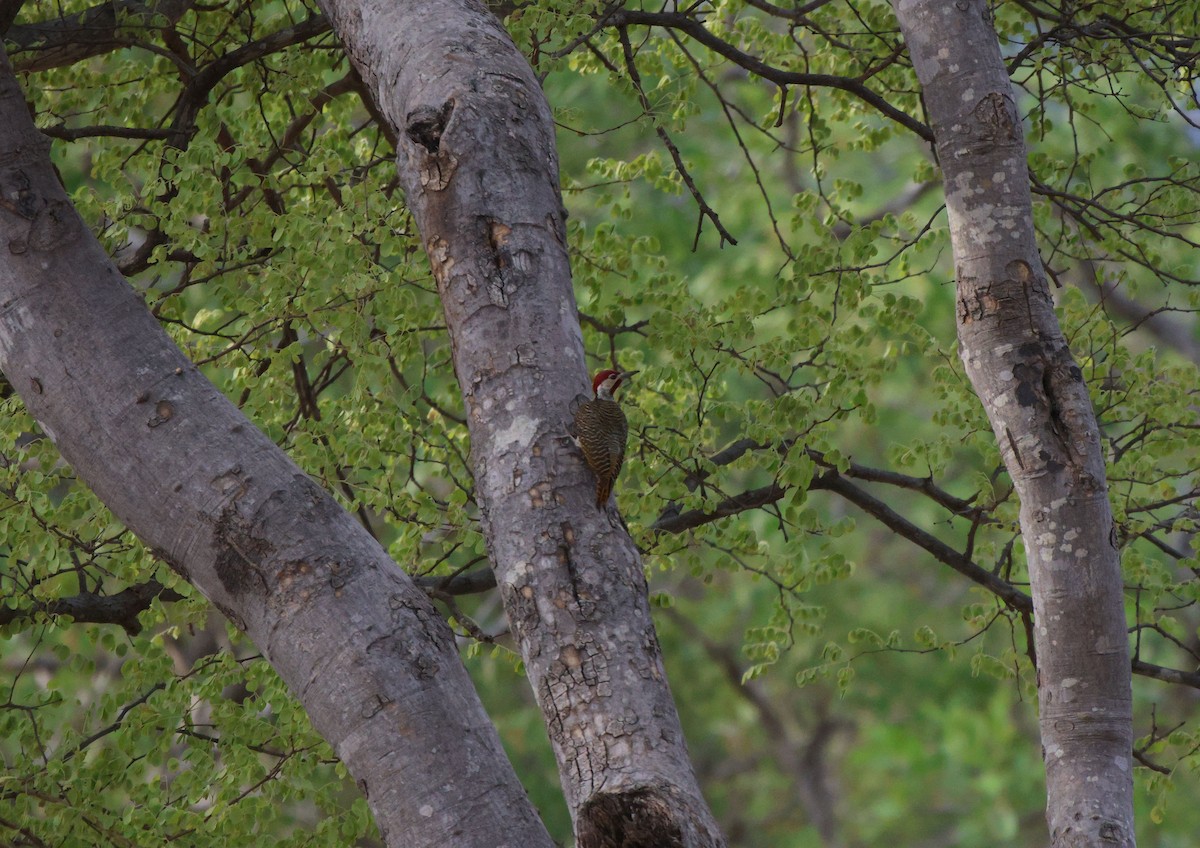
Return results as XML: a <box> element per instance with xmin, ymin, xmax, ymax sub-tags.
<box><xmin>2</xmin><ymin>0</ymin><xmax>1199</xmax><ymax>845</ymax></box>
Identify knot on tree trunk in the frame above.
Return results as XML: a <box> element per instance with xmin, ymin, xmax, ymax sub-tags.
<box><xmin>576</xmin><ymin>787</ymin><xmax>685</xmax><ymax>848</ymax></box>
<box><xmin>405</xmin><ymin>100</ymin><xmax>454</xmax><ymax>153</ymax></box>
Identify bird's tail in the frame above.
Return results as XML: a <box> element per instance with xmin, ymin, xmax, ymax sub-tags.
<box><xmin>595</xmin><ymin>478</ymin><xmax>612</xmax><ymax>508</ymax></box>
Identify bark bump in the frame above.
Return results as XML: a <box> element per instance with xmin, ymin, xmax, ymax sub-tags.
<box><xmin>0</xmin><ymin>166</ymin><xmax>75</xmax><ymax>254</ymax></box>
<box><xmin>212</xmin><ymin>500</ymin><xmax>272</xmax><ymax>599</ymax></box>
<box><xmin>1098</xmin><ymin>821</ymin><xmax>1127</xmax><ymax>842</ymax></box>
<box><xmin>973</xmin><ymin>90</ymin><xmax>1018</xmax><ymax>141</ymax></box>
<box><xmin>147</xmin><ymin>398</ymin><xmax>174</xmax><ymax>427</ymax></box>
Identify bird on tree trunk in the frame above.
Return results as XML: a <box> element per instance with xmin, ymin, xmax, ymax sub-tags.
<box><xmin>570</xmin><ymin>369</ymin><xmax>636</xmax><ymax>508</ymax></box>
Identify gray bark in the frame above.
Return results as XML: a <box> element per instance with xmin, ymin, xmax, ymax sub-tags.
<box><xmin>0</xmin><ymin>47</ymin><xmax>552</xmax><ymax>848</ymax></box>
<box><xmin>314</xmin><ymin>0</ymin><xmax>726</xmax><ymax>845</ymax></box>
<box><xmin>892</xmin><ymin>2</ymin><xmax>1135</xmax><ymax>846</ymax></box>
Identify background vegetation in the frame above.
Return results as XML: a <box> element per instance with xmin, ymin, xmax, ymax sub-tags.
<box><xmin>2</xmin><ymin>1</ymin><xmax>1199</xmax><ymax>845</ymax></box>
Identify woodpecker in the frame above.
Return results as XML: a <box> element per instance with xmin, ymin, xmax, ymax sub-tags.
<box><xmin>570</xmin><ymin>369</ymin><xmax>636</xmax><ymax>508</ymax></box>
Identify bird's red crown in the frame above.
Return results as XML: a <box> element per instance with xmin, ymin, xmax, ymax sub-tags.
<box><xmin>592</xmin><ymin>369</ymin><xmax>622</xmax><ymax>394</ymax></box>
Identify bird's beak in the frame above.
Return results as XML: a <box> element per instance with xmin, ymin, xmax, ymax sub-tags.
<box><xmin>617</xmin><ymin>370</ymin><xmax>639</xmax><ymax>381</ymax></box>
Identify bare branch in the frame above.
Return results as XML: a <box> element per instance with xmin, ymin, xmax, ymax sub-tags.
<box><xmin>170</xmin><ymin>15</ymin><xmax>333</xmax><ymax>144</ymax></box>
<box><xmin>816</xmin><ymin>473</ymin><xmax>1033</xmax><ymax>613</ymax></box>
<box><xmin>607</xmin><ymin>9</ymin><xmax>933</xmax><ymax>142</ymax></box>
<box><xmin>7</xmin><ymin>0</ymin><xmax>194</xmax><ymax>72</ymax></box>
<box><xmin>415</xmin><ymin>567</ymin><xmax>497</xmax><ymax>596</ymax></box>
<box><xmin>0</xmin><ymin>579</ymin><xmax>184</xmax><ymax>634</ymax></box>
<box><xmin>1131</xmin><ymin>658</ymin><xmax>1200</xmax><ymax>690</ymax></box>
<box><xmin>41</xmin><ymin>125</ymin><xmax>175</xmax><ymax>141</ymax></box>
<box><xmin>616</xmin><ymin>25</ymin><xmax>738</xmax><ymax>249</ymax></box>
<box><xmin>652</xmin><ymin>482</ymin><xmax>786</xmax><ymax>533</ymax></box>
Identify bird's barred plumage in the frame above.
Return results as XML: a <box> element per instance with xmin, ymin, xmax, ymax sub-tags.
<box><xmin>573</xmin><ymin>397</ymin><xmax>628</xmax><ymax>507</ymax></box>
<box><xmin>572</xmin><ymin>369</ymin><xmax>634</xmax><ymax>508</ymax></box>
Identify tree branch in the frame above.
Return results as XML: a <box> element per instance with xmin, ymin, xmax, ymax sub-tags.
<box><xmin>6</xmin><ymin>0</ymin><xmax>194</xmax><ymax>72</ymax></box>
<box><xmin>652</xmin><ymin>482</ymin><xmax>786</xmax><ymax>533</ymax></box>
<box><xmin>816</xmin><ymin>473</ymin><xmax>1032</xmax><ymax>613</ymax></box>
<box><xmin>1131</xmin><ymin>658</ymin><xmax>1200</xmax><ymax>690</ymax></box>
<box><xmin>415</xmin><ymin>567</ymin><xmax>497</xmax><ymax>596</ymax></box>
<box><xmin>607</xmin><ymin>9</ymin><xmax>933</xmax><ymax>142</ymax></box>
<box><xmin>169</xmin><ymin>15</ymin><xmax>332</xmax><ymax>144</ymax></box>
<box><xmin>0</xmin><ymin>579</ymin><xmax>183</xmax><ymax>634</ymax></box>
<box><xmin>653</xmin><ymin>463</ymin><xmax>1029</xmax><ymax>613</ymax></box>
<box><xmin>41</xmin><ymin>125</ymin><xmax>175</xmax><ymax>142</ymax></box>
<box><xmin>616</xmin><ymin>25</ymin><xmax>737</xmax><ymax>249</ymax></box>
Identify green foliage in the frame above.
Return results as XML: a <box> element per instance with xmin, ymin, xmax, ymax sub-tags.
<box><xmin>4</xmin><ymin>0</ymin><xmax>1200</xmax><ymax>845</ymax></box>
<box><xmin>1</xmin><ymin>614</ymin><xmax>373</xmax><ymax>846</ymax></box>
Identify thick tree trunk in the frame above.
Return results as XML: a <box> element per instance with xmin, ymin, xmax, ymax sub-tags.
<box><xmin>891</xmin><ymin>2</ymin><xmax>1135</xmax><ymax>846</ymax></box>
<box><xmin>314</xmin><ymin>0</ymin><xmax>726</xmax><ymax>845</ymax></box>
<box><xmin>0</xmin><ymin>49</ymin><xmax>553</xmax><ymax>848</ymax></box>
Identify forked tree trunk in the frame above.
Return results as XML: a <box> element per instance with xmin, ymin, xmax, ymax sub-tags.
<box><xmin>314</xmin><ymin>0</ymin><xmax>726</xmax><ymax>845</ymax></box>
<box><xmin>0</xmin><ymin>47</ymin><xmax>553</xmax><ymax>848</ymax></box>
<box><xmin>892</xmin><ymin>2</ymin><xmax>1135</xmax><ymax>845</ymax></box>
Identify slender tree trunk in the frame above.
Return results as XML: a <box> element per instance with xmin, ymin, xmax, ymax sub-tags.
<box><xmin>0</xmin><ymin>48</ymin><xmax>553</xmax><ymax>848</ymax></box>
<box><xmin>314</xmin><ymin>0</ymin><xmax>726</xmax><ymax>844</ymax></box>
<box><xmin>891</xmin><ymin>2</ymin><xmax>1135</xmax><ymax>846</ymax></box>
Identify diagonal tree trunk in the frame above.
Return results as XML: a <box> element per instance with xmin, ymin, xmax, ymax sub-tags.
<box><xmin>0</xmin><ymin>46</ymin><xmax>553</xmax><ymax>848</ymax></box>
<box><xmin>314</xmin><ymin>0</ymin><xmax>726</xmax><ymax>844</ymax></box>
<box><xmin>891</xmin><ymin>2</ymin><xmax>1135</xmax><ymax>845</ymax></box>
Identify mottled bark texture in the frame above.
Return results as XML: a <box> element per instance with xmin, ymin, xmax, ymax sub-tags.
<box><xmin>0</xmin><ymin>50</ymin><xmax>552</xmax><ymax>848</ymax></box>
<box><xmin>892</xmin><ymin>2</ymin><xmax>1134</xmax><ymax>846</ymax></box>
<box><xmin>313</xmin><ymin>0</ymin><xmax>725</xmax><ymax>845</ymax></box>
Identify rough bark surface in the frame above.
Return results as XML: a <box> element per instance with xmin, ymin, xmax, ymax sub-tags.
<box><xmin>892</xmin><ymin>2</ymin><xmax>1135</xmax><ymax>846</ymax></box>
<box><xmin>314</xmin><ymin>0</ymin><xmax>725</xmax><ymax>844</ymax></box>
<box><xmin>0</xmin><ymin>49</ymin><xmax>552</xmax><ymax>848</ymax></box>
